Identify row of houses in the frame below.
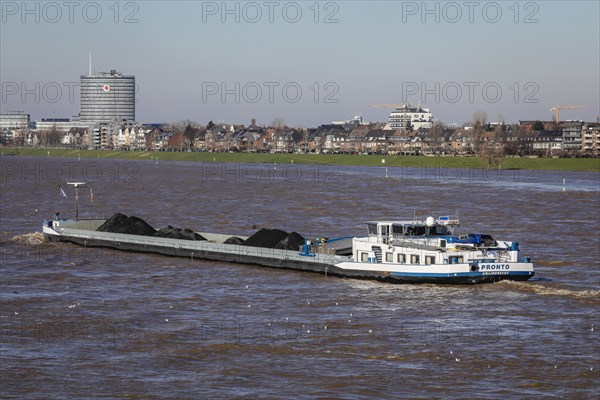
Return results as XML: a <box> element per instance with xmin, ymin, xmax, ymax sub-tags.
<box><xmin>3</xmin><ymin>120</ymin><xmax>599</xmax><ymax>157</ymax></box>
<box><xmin>174</xmin><ymin>121</ymin><xmax>599</xmax><ymax>156</ymax></box>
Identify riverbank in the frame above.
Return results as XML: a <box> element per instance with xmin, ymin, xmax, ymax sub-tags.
<box><xmin>1</xmin><ymin>147</ymin><xmax>599</xmax><ymax>171</ymax></box>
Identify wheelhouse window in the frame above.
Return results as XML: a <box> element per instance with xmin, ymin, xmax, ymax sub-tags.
<box><xmin>411</xmin><ymin>255</ymin><xmax>420</xmax><ymax>264</ymax></box>
<box><xmin>406</xmin><ymin>226</ymin><xmax>426</xmax><ymax>236</ymax></box>
<box><xmin>385</xmin><ymin>252</ymin><xmax>393</xmax><ymax>262</ymax></box>
<box><xmin>392</xmin><ymin>225</ymin><xmax>404</xmax><ymax>236</ymax></box>
<box><xmin>397</xmin><ymin>254</ymin><xmax>406</xmax><ymax>263</ymax></box>
<box><xmin>367</xmin><ymin>224</ymin><xmax>377</xmax><ymax>236</ymax></box>
<box><xmin>361</xmin><ymin>252</ymin><xmax>369</xmax><ymax>262</ymax></box>
<box><xmin>380</xmin><ymin>225</ymin><xmax>389</xmax><ymax>236</ymax></box>
<box><xmin>433</xmin><ymin>226</ymin><xmax>451</xmax><ymax>235</ymax></box>
<box><xmin>425</xmin><ymin>255</ymin><xmax>435</xmax><ymax>265</ymax></box>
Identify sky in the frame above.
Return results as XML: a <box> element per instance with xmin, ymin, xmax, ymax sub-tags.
<box><xmin>1</xmin><ymin>0</ymin><xmax>599</xmax><ymax>127</ymax></box>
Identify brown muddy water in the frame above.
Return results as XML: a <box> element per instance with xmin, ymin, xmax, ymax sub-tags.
<box><xmin>1</xmin><ymin>156</ymin><xmax>599</xmax><ymax>399</ymax></box>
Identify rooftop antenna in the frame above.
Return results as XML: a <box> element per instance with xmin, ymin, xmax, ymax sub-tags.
<box><xmin>88</xmin><ymin>51</ymin><xmax>92</xmax><ymax>76</ymax></box>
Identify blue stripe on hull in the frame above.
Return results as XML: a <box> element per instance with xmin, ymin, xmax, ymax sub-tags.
<box><xmin>389</xmin><ymin>271</ymin><xmax>534</xmax><ymax>278</ymax></box>
<box><xmin>385</xmin><ymin>271</ymin><xmax>534</xmax><ymax>284</ymax></box>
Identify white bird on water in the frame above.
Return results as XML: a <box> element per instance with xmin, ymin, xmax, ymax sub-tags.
<box><xmin>455</xmin><ymin>357</ymin><xmax>460</xmax><ymax>362</ymax></box>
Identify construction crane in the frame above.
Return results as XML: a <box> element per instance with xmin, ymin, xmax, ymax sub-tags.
<box><xmin>550</xmin><ymin>105</ymin><xmax>586</xmax><ymax>123</ymax></box>
<box><xmin>373</xmin><ymin>103</ymin><xmax>411</xmax><ymax>132</ymax></box>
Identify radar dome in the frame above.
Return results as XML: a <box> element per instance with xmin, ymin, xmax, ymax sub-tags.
<box><xmin>425</xmin><ymin>216</ymin><xmax>435</xmax><ymax>226</ymax></box>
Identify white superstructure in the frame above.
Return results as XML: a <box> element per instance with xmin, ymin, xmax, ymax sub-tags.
<box><xmin>389</xmin><ymin>105</ymin><xmax>433</xmax><ymax>130</ymax></box>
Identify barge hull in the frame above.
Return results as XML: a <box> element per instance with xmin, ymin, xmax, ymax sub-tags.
<box><xmin>48</xmin><ymin>234</ymin><xmax>527</xmax><ymax>284</ymax></box>
<box><xmin>47</xmin><ymin>232</ymin><xmax>390</xmax><ymax>282</ymax></box>
<box><xmin>44</xmin><ymin>219</ymin><xmax>534</xmax><ymax>285</ymax></box>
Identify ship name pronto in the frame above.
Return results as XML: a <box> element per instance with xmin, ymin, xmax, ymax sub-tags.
<box><xmin>480</xmin><ymin>264</ymin><xmax>510</xmax><ymax>270</ymax></box>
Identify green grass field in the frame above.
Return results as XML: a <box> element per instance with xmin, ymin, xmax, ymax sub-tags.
<box><xmin>2</xmin><ymin>148</ymin><xmax>599</xmax><ymax>172</ymax></box>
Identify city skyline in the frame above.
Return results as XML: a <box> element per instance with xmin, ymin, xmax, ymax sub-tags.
<box><xmin>1</xmin><ymin>1</ymin><xmax>599</xmax><ymax>126</ymax></box>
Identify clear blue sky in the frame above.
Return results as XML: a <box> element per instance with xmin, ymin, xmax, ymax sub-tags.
<box><xmin>1</xmin><ymin>0</ymin><xmax>599</xmax><ymax>126</ymax></box>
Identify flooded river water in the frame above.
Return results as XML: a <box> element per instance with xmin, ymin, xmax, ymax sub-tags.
<box><xmin>1</xmin><ymin>156</ymin><xmax>599</xmax><ymax>399</ymax></box>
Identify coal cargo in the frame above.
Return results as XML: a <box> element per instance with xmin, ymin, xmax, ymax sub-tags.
<box><xmin>223</xmin><ymin>236</ymin><xmax>245</xmax><ymax>245</ymax></box>
<box><xmin>243</xmin><ymin>228</ymin><xmax>305</xmax><ymax>250</ymax></box>
<box><xmin>96</xmin><ymin>213</ymin><xmax>157</xmax><ymax>236</ymax></box>
<box><xmin>275</xmin><ymin>231</ymin><xmax>305</xmax><ymax>251</ymax></box>
<box><xmin>154</xmin><ymin>226</ymin><xmax>206</xmax><ymax>241</ymax></box>
<box><xmin>97</xmin><ymin>214</ymin><xmax>205</xmax><ymax>241</ymax></box>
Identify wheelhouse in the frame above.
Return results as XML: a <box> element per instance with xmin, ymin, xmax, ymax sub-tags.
<box><xmin>366</xmin><ymin>216</ymin><xmax>460</xmax><ymax>242</ymax></box>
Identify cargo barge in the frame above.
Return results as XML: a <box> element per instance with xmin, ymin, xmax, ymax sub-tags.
<box><xmin>42</xmin><ymin>214</ymin><xmax>535</xmax><ymax>284</ymax></box>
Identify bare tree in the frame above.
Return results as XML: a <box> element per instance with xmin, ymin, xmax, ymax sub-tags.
<box><xmin>42</xmin><ymin>126</ymin><xmax>63</xmax><ymax>147</ymax></box>
<box><xmin>497</xmin><ymin>113</ymin><xmax>505</xmax><ymax>126</ymax></box>
<box><xmin>429</xmin><ymin>122</ymin><xmax>446</xmax><ymax>153</ymax></box>
<box><xmin>271</xmin><ymin>117</ymin><xmax>286</xmax><ymax>130</ymax></box>
<box><xmin>470</xmin><ymin>111</ymin><xmax>487</xmax><ymax>155</ymax></box>
<box><xmin>471</xmin><ymin>111</ymin><xmax>487</xmax><ymax>132</ymax></box>
<box><xmin>173</xmin><ymin>119</ymin><xmax>199</xmax><ymax>130</ymax></box>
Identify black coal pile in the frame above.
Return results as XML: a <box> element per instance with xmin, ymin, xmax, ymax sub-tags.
<box><xmin>223</xmin><ymin>236</ymin><xmax>245</xmax><ymax>245</ymax></box>
<box><xmin>97</xmin><ymin>214</ymin><xmax>303</xmax><ymax>247</ymax></box>
<box><xmin>97</xmin><ymin>213</ymin><xmax>157</xmax><ymax>236</ymax></box>
<box><xmin>154</xmin><ymin>225</ymin><xmax>206</xmax><ymax>241</ymax></box>
<box><xmin>242</xmin><ymin>228</ymin><xmax>305</xmax><ymax>250</ymax></box>
<box><xmin>97</xmin><ymin>213</ymin><xmax>206</xmax><ymax>241</ymax></box>
<box><xmin>274</xmin><ymin>231</ymin><xmax>305</xmax><ymax>250</ymax></box>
